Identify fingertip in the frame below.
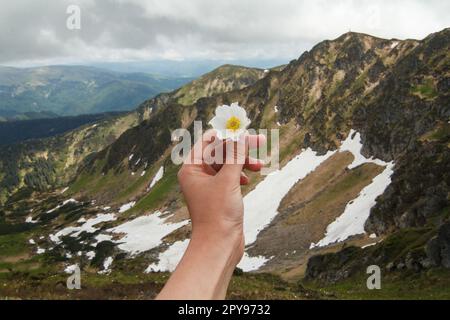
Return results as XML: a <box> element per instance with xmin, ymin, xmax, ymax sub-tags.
<box><xmin>240</xmin><ymin>174</ymin><xmax>249</xmax><ymax>185</ymax></box>
<box><xmin>245</xmin><ymin>157</ymin><xmax>265</xmax><ymax>172</ymax></box>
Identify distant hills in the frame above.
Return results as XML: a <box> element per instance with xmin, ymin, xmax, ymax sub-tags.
<box><xmin>89</xmin><ymin>59</ymin><xmax>288</xmax><ymax>77</ymax></box>
<box><xmin>0</xmin><ymin>65</ymin><xmax>193</xmax><ymax>120</ymax></box>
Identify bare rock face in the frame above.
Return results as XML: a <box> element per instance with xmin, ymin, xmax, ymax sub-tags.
<box><xmin>426</xmin><ymin>222</ymin><xmax>450</xmax><ymax>268</ymax></box>
<box><xmin>305</xmin><ymin>224</ymin><xmax>450</xmax><ymax>283</ymax></box>
<box><xmin>365</xmin><ymin>142</ymin><xmax>450</xmax><ymax>235</ymax></box>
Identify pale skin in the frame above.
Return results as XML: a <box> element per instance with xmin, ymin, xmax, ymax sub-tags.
<box><xmin>156</xmin><ymin>131</ymin><xmax>266</xmax><ymax>300</ymax></box>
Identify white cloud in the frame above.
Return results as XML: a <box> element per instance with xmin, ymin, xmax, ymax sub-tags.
<box><xmin>0</xmin><ymin>0</ymin><xmax>448</xmax><ymax>65</ymax></box>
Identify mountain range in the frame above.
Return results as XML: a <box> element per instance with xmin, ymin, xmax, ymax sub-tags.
<box><xmin>0</xmin><ymin>65</ymin><xmax>193</xmax><ymax>121</ymax></box>
<box><xmin>0</xmin><ymin>28</ymin><xmax>449</xmax><ymax>299</ymax></box>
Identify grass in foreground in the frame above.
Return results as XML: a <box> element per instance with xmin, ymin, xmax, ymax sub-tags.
<box><xmin>0</xmin><ymin>268</ymin><xmax>313</xmax><ymax>300</ymax></box>
<box><xmin>303</xmin><ymin>268</ymin><xmax>450</xmax><ymax>300</ymax></box>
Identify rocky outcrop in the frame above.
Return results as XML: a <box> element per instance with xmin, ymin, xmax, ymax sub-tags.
<box><xmin>365</xmin><ymin>141</ymin><xmax>450</xmax><ymax>235</ymax></box>
<box><xmin>426</xmin><ymin>222</ymin><xmax>450</xmax><ymax>268</ymax></box>
<box><xmin>305</xmin><ymin>224</ymin><xmax>450</xmax><ymax>283</ymax></box>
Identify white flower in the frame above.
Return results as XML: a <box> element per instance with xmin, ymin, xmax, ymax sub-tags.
<box><xmin>208</xmin><ymin>102</ymin><xmax>251</xmax><ymax>141</ymax></box>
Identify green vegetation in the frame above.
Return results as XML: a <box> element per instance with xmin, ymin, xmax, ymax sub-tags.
<box><xmin>174</xmin><ymin>65</ymin><xmax>265</xmax><ymax>106</ymax></box>
<box><xmin>304</xmin><ymin>268</ymin><xmax>450</xmax><ymax>300</ymax></box>
<box><xmin>228</xmin><ymin>272</ymin><xmax>311</xmax><ymax>300</ymax></box>
<box><xmin>114</xmin><ymin>166</ymin><xmax>157</xmax><ymax>204</ymax></box>
<box><xmin>427</xmin><ymin>124</ymin><xmax>450</xmax><ymax>142</ymax></box>
<box><xmin>411</xmin><ymin>77</ymin><xmax>438</xmax><ymax>100</ymax></box>
<box><xmin>351</xmin><ymin>70</ymin><xmax>368</xmax><ymax>92</ymax></box>
<box><xmin>378</xmin><ymin>227</ymin><xmax>435</xmax><ymax>258</ymax></box>
<box><xmin>0</xmin><ymin>266</ymin><xmax>311</xmax><ymax>299</ymax></box>
<box><xmin>0</xmin><ymin>232</ymin><xmax>29</xmax><ymax>258</ymax></box>
<box><xmin>129</xmin><ymin>164</ymin><xmax>179</xmax><ymax>214</ymax></box>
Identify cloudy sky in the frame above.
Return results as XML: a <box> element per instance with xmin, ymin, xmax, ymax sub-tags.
<box><xmin>1</xmin><ymin>0</ymin><xmax>449</xmax><ymax>66</ymax></box>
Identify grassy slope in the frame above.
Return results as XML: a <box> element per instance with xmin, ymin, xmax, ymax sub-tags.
<box><xmin>173</xmin><ymin>65</ymin><xmax>266</xmax><ymax>106</ymax></box>
<box><xmin>303</xmin><ymin>269</ymin><xmax>450</xmax><ymax>300</ymax></box>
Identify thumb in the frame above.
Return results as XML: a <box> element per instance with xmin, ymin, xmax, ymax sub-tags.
<box><xmin>217</xmin><ymin>137</ymin><xmax>248</xmax><ymax>183</ymax></box>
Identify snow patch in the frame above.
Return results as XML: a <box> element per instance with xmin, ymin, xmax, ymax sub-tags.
<box><xmin>148</xmin><ymin>166</ymin><xmax>164</xmax><ymax>191</ymax></box>
<box><xmin>94</xmin><ymin>234</ymin><xmax>113</xmax><ymax>245</ymax></box>
<box><xmin>47</xmin><ymin>199</ymin><xmax>78</xmax><ymax>213</ymax></box>
<box><xmin>64</xmin><ymin>264</ymin><xmax>78</xmax><ymax>274</ymax></box>
<box><xmin>28</xmin><ymin>239</ymin><xmax>35</xmax><ymax>245</ymax></box>
<box><xmin>36</xmin><ymin>247</ymin><xmax>46</xmax><ymax>254</ymax></box>
<box><xmin>361</xmin><ymin>242</ymin><xmax>377</xmax><ymax>249</ymax></box>
<box><xmin>238</xmin><ymin>253</ymin><xmax>270</xmax><ymax>272</ymax></box>
<box><xmin>146</xmin><ymin>239</ymin><xmax>190</xmax><ymax>272</ymax></box>
<box><xmin>107</xmin><ymin>211</ymin><xmax>189</xmax><ymax>255</ymax></box>
<box><xmin>98</xmin><ymin>257</ymin><xmax>113</xmax><ymax>274</ymax></box>
<box><xmin>339</xmin><ymin>130</ymin><xmax>388</xmax><ymax>169</ymax></box>
<box><xmin>25</xmin><ymin>216</ymin><xmax>38</xmax><ymax>224</ymax></box>
<box><xmin>49</xmin><ymin>213</ymin><xmax>116</xmax><ymax>244</ymax></box>
<box><xmin>119</xmin><ymin>201</ymin><xmax>136</xmax><ymax>213</ymax></box>
<box><xmin>86</xmin><ymin>251</ymin><xmax>96</xmax><ymax>260</ymax></box>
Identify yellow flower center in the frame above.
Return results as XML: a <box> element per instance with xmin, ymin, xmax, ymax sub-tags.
<box><xmin>226</xmin><ymin>116</ymin><xmax>241</xmax><ymax>131</ymax></box>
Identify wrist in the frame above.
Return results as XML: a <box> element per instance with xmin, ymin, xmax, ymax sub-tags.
<box><xmin>191</xmin><ymin>224</ymin><xmax>245</xmax><ymax>268</ymax></box>
<box><xmin>157</xmin><ymin>224</ymin><xmax>244</xmax><ymax>300</ymax></box>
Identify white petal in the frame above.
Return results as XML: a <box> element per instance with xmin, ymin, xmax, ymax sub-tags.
<box><xmin>241</xmin><ymin>117</ymin><xmax>251</xmax><ymax>129</ymax></box>
<box><xmin>230</xmin><ymin>104</ymin><xmax>250</xmax><ymax>127</ymax></box>
<box><xmin>215</xmin><ymin>105</ymin><xmax>233</xmax><ymax>119</ymax></box>
<box><xmin>209</xmin><ymin>116</ymin><xmax>227</xmax><ymax>130</ymax></box>
<box><xmin>229</xmin><ymin>103</ymin><xmax>245</xmax><ymax>117</ymax></box>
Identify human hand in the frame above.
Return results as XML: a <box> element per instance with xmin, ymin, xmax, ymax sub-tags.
<box><xmin>178</xmin><ymin>130</ymin><xmax>266</xmax><ymax>263</ymax></box>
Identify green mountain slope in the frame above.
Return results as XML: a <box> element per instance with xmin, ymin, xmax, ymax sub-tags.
<box><xmin>173</xmin><ymin>64</ymin><xmax>268</xmax><ymax>106</ymax></box>
<box><xmin>0</xmin><ymin>65</ymin><xmax>193</xmax><ymax>120</ymax></box>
